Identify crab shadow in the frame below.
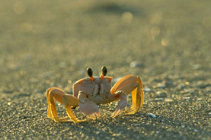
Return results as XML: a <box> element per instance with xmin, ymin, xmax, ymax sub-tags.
<box><xmin>88</xmin><ymin>1</ymin><xmax>144</xmax><ymax>16</ymax></box>
<box><xmin>55</xmin><ymin>112</ymin><xmax>211</xmax><ymax>139</ymax></box>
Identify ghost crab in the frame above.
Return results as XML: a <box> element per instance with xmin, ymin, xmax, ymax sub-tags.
<box><xmin>46</xmin><ymin>66</ymin><xmax>144</xmax><ymax>123</ymax></box>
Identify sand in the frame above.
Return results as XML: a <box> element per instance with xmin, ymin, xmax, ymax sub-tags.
<box><xmin>0</xmin><ymin>0</ymin><xmax>210</xmax><ymax>139</ymax></box>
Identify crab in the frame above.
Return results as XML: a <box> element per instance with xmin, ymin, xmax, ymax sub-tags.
<box><xmin>46</xmin><ymin>66</ymin><xmax>144</xmax><ymax>123</ymax></box>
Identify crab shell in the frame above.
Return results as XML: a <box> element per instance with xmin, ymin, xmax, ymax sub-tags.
<box><xmin>73</xmin><ymin>76</ymin><xmax>113</xmax><ymax>104</ymax></box>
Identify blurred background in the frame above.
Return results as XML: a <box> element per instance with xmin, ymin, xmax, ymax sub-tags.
<box><xmin>0</xmin><ymin>0</ymin><xmax>210</xmax><ymax>96</ymax></box>
<box><xmin>0</xmin><ymin>0</ymin><xmax>211</xmax><ymax>139</ymax></box>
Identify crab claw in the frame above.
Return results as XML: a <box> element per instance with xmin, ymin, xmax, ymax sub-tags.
<box><xmin>111</xmin><ymin>75</ymin><xmax>144</xmax><ymax>116</ymax></box>
<box><xmin>111</xmin><ymin>91</ymin><xmax>127</xmax><ymax>118</ymax></box>
<box><xmin>86</xmin><ymin>112</ymin><xmax>100</xmax><ymax>120</ymax></box>
<box><xmin>78</xmin><ymin>92</ymin><xmax>100</xmax><ymax>120</ymax></box>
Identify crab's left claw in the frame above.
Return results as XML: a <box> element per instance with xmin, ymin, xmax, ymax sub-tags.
<box><xmin>111</xmin><ymin>75</ymin><xmax>144</xmax><ymax>117</ymax></box>
<box><xmin>111</xmin><ymin>91</ymin><xmax>127</xmax><ymax>118</ymax></box>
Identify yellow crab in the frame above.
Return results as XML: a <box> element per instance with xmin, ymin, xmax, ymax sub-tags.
<box><xmin>46</xmin><ymin>66</ymin><xmax>144</xmax><ymax>123</ymax></box>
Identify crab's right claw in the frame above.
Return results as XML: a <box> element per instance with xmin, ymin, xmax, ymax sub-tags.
<box><xmin>78</xmin><ymin>92</ymin><xmax>100</xmax><ymax>120</ymax></box>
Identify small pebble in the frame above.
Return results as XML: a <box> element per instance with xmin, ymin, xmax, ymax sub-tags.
<box><xmin>130</xmin><ymin>61</ymin><xmax>144</xmax><ymax>68</ymax></box>
<box><xmin>59</xmin><ymin>62</ymin><xmax>66</xmax><ymax>68</ymax></box>
<box><xmin>193</xmin><ymin>64</ymin><xmax>200</xmax><ymax>70</ymax></box>
<box><xmin>156</xmin><ymin>131</ymin><xmax>160</xmax><ymax>134</ymax></box>
<box><xmin>154</xmin><ymin>83</ymin><xmax>166</xmax><ymax>89</ymax></box>
<box><xmin>23</xmin><ymin>54</ymin><xmax>32</xmax><ymax>61</ymax></box>
<box><xmin>154</xmin><ymin>98</ymin><xmax>164</xmax><ymax>102</ymax></box>
<box><xmin>134</xmin><ymin>124</ymin><xmax>141</xmax><ymax>126</ymax></box>
<box><xmin>143</xmin><ymin>88</ymin><xmax>151</xmax><ymax>92</ymax></box>
<box><xmin>95</xmin><ymin>131</ymin><xmax>100</xmax><ymax>134</ymax></box>
<box><xmin>194</xmin><ymin>129</ymin><xmax>198</xmax><ymax>132</ymax></box>
<box><xmin>155</xmin><ymin>91</ymin><xmax>167</xmax><ymax>98</ymax></box>
<box><xmin>178</xmin><ymin>84</ymin><xmax>187</xmax><ymax>90</ymax></box>
<box><xmin>183</xmin><ymin>97</ymin><xmax>190</xmax><ymax>100</ymax></box>
<box><xmin>164</xmin><ymin>80</ymin><xmax>174</xmax><ymax>87</ymax></box>
<box><xmin>165</xmin><ymin>98</ymin><xmax>173</xmax><ymax>102</ymax></box>
<box><xmin>197</xmin><ymin>98</ymin><xmax>202</xmax><ymax>101</ymax></box>
<box><xmin>146</xmin><ymin>113</ymin><xmax>156</xmax><ymax>118</ymax></box>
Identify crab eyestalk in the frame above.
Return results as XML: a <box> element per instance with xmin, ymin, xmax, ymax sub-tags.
<box><xmin>100</xmin><ymin>66</ymin><xmax>107</xmax><ymax>79</ymax></box>
<box><xmin>87</xmin><ymin>68</ymin><xmax>94</xmax><ymax>81</ymax></box>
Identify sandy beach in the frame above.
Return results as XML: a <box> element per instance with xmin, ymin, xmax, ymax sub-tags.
<box><xmin>0</xmin><ymin>0</ymin><xmax>210</xmax><ymax>139</ymax></box>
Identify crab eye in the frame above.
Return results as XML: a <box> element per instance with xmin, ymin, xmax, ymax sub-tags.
<box><xmin>87</xmin><ymin>68</ymin><xmax>93</xmax><ymax>78</ymax></box>
<box><xmin>101</xmin><ymin>66</ymin><xmax>107</xmax><ymax>76</ymax></box>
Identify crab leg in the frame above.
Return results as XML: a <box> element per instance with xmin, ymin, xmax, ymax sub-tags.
<box><xmin>110</xmin><ymin>75</ymin><xmax>144</xmax><ymax>117</ymax></box>
<box><xmin>127</xmin><ymin>78</ymin><xmax>143</xmax><ymax>114</ymax></box>
<box><xmin>46</xmin><ymin>87</ymin><xmax>86</xmax><ymax>123</ymax></box>
<box><xmin>63</xmin><ymin>94</ymin><xmax>87</xmax><ymax>123</ymax></box>
<box><xmin>46</xmin><ymin>87</ymin><xmax>64</xmax><ymax>120</ymax></box>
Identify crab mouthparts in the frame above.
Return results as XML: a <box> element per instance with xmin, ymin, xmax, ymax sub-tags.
<box><xmin>95</xmin><ymin>84</ymin><xmax>101</xmax><ymax>95</ymax></box>
<box><xmin>93</xmin><ymin>83</ymin><xmax>104</xmax><ymax>96</ymax></box>
<box><xmin>98</xmin><ymin>84</ymin><xmax>101</xmax><ymax>92</ymax></box>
